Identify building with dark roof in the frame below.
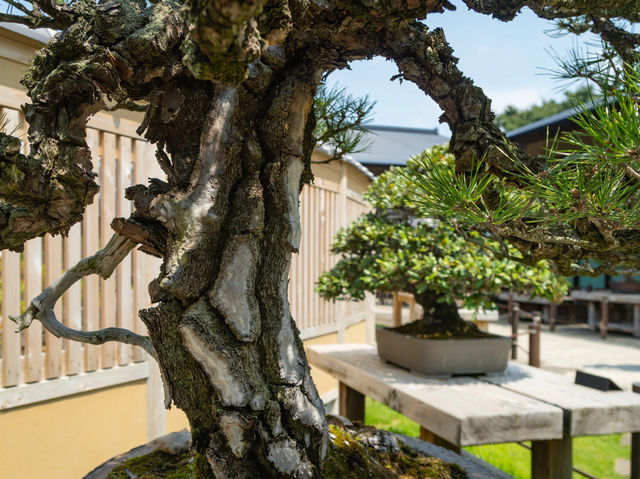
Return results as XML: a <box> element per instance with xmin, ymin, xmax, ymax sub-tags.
<box><xmin>349</xmin><ymin>125</ymin><xmax>449</xmax><ymax>175</ymax></box>
<box><xmin>506</xmin><ymin>102</ymin><xmax>600</xmax><ymax>155</ymax></box>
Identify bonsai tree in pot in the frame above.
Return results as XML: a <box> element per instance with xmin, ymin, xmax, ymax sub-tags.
<box><xmin>317</xmin><ymin>146</ymin><xmax>568</xmax><ymax>344</ymax></box>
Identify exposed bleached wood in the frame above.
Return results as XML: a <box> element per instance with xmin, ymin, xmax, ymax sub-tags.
<box><xmin>11</xmin><ymin>234</ymin><xmax>152</xmax><ymax>358</ymax></box>
<box><xmin>0</xmin><ymin>362</ymin><xmax>149</xmax><ymax>410</ymax></box>
<box><xmin>2</xmin><ymin>250</ymin><xmax>21</xmax><ymax>387</ymax></box>
<box><xmin>481</xmin><ymin>363</ymin><xmax>640</xmax><ymax>436</ymax></box>
<box><xmin>307</xmin><ymin>344</ymin><xmax>563</xmax><ymax>446</ymax></box>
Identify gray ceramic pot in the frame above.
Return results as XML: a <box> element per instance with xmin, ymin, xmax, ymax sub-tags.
<box><xmin>376</xmin><ymin>327</ymin><xmax>510</xmax><ymax>375</ymax></box>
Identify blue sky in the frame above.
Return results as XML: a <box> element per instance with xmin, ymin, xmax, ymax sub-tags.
<box><xmin>325</xmin><ymin>3</ymin><xmax>598</xmax><ymax>136</ymax></box>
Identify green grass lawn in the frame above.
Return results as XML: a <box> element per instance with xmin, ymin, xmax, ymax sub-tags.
<box><xmin>365</xmin><ymin>397</ymin><xmax>630</xmax><ymax>479</ymax></box>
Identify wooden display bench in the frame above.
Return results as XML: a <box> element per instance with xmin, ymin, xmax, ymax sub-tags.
<box><xmin>308</xmin><ymin>343</ymin><xmax>640</xmax><ymax>479</ymax></box>
<box><xmin>570</xmin><ymin>290</ymin><xmax>640</xmax><ymax>338</ymax></box>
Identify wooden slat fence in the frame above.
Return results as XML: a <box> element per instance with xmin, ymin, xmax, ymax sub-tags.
<box><xmin>0</xmin><ymin>98</ymin><xmax>372</xmax><ymax>407</ymax></box>
<box><xmin>0</xmin><ymin>104</ymin><xmax>162</xmax><ymax>393</ymax></box>
<box><xmin>291</xmin><ymin>162</ymin><xmax>371</xmax><ymax>339</ymax></box>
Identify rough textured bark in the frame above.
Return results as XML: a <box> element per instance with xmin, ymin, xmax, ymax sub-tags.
<box><xmin>132</xmin><ymin>72</ymin><xmax>329</xmax><ymax>476</ymax></box>
<box><xmin>4</xmin><ymin>0</ymin><xmax>638</xmax><ymax>477</ymax></box>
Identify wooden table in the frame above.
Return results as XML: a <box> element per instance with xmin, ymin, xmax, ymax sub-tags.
<box><xmin>496</xmin><ymin>292</ymin><xmax>574</xmax><ymax>330</ymax></box>
<box><xmin>571</xmin><ymin>290</ymin><xmax>640</xmax><ymax>337</ymax></box>
<box><xmin>307</xmin><ymin>343</ymin><xmax>640</xmax><ymax>479</ymax></box>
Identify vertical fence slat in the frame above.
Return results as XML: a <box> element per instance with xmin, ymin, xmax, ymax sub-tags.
<box><xmin>302</xmin><ymin>185</ymin><xmax>310</xmax><ymax>330</ymax></box>
<box><xmin>24</xmin><ymin>238</ymin><xmax>43</xmax><ymax>383</ymax></box>
<box><xmin>117</xmin><ymin>136</ymin><xmax>133</xmax><ymax>365</ymax></box>
<box><xmin>132</xmin><ymin>139</ymin><xmax>148</xmax><ymax>362</ymax></box>
<box><xmin>64</xmin><ymin>224</ymin><xmax>82</xmax><ymax>375</ymax></box>
<box><xmin>143</xmin><ymin>143</ymin><xmax>164</xmax><ymax>304</ymax></box>
<box><xmin>2</xmin><ymin>251</ymin><xmax>21</xmax><ymax>387</ymax></box>
<box><xmin>315</xmin><ymin>187</ymin><xmax>321</xmax><ymax>326</ymax></box>
<box><xmin>320</xmin><ymin>189</ymin><xmax>328</xmax><ymax>326</ymax></box>
<box><xmin>83</xmin><ymin>128</ymin><xmax>101</xmax><ymax>371</ymax></box>
<box><xmin>100</xmin><ymin>132</ymin><xmax>117</xmax><ymax>369</ymax></box>
<box><xmin>44</xmin><ymin>234</ymin><xmax>63</xmax><ymax>379</ymax></box>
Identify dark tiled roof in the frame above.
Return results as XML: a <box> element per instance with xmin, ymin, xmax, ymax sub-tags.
<box><xmin>506</xmin><ymin>100</ymin><xmax>603</xmax><ymax>140</ymax></box>
<box><xmin>350</xmin><ymin>125</ymin><xmax>449</xmax><ymax>167</ymax></box>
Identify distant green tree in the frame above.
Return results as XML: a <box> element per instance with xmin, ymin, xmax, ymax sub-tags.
<box><xmin>316</xmin><ymin>146</ymin><xmax>568</xmax><ymax>335</ymax></box>
<box><xmin>495</xmin><ymin>86</ymin><xmax>597</xmax><ymax>132</ymax></box>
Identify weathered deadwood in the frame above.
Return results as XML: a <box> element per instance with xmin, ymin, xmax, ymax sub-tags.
<box><xmin>10</xmin><ymin>233</ymin><xmax>155</xmax><ymax>358</ymax></box>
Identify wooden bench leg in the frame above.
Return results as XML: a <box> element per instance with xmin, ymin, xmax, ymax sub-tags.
<box><xmin>587</xmin><ymin>301</ymin><xmax>597</xmax><ymax>330</ymax></box>
<box><xmin>600</xmin><ymin>298</ymin><xmax>609</xmax><ymax>339</ymax></box>
<box><xmin>549</xmin><ymin>302</ymin><xmax>558</xmax><ymax>331</ymax></box>
<box><xmin>392</xmin><ymin>292</ymin><xmax>402</xmax><ymax>327</ymax></box>
<box><xmin>633</xmin><ymin>305</ymin><xmax>640</xmax><ymax>338</ymax></box>
<box><xmin>419</xmin><ymin>426</ymin><xmax>461</xmax><ymax>454</ymax></box>
<box><xmin>339</xmin><ymin>382</ymin><xmax>364</xmax><ymax>423</ymax></box>
<box><xmin>531</xmin><ymin>437</ymin><xmax>572</xmax><ymax>479</ymax></box>
<box><xmin>632</xmin><ymin>383</ymin><xmax>640</xmax><ymax>479</ymax></box>
<box><xmin>632</xmin><ymin>432</ymin><xmax>640</xmax><ymax>479</ymax></box>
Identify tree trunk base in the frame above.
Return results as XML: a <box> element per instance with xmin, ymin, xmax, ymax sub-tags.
<box><xmin>94</xmin><ymin>423</ymin><xmax>476</xmax><ymax>479</ymax></box>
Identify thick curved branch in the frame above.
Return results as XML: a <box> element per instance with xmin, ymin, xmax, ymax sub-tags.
<box><xmin>182</xmin><ymin>0</ymin><xmax>267</xmax><ymax>82</ymax></box>
<box><xmin>590</xmin><ymin>16</ymin><xmax>640</xmax><ymax>64</ymax></box>
<box><xmin>0</xmin><ymin>0</ymin><xmax>187</xmax><ymax>252</ymax></box>
<box><xmin>463</xmin><ymin>1</ymin><xmax>640</xmax><ymax>22</ymax></box>
<box><xmin>0</xmin><ymin>0</ymin><xmax>74</xmax><ymax>29</ymax></box>
<box><xmin>10</xmin><ymin>233</ymin><xmax>156</xmax><ymax>358</ymax></box>
<box><xmin>382</xmin><ymin>21</ymin><xmax>543</xmax><ymax>179</ymax></box>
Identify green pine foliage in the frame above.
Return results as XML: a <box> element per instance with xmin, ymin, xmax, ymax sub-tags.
<box><xmin>316</xmin><ymin>145</ymin><xmax>568</xmax><ymax>314</ymax></box>
<box><xmin>409</xmin><ymin>67</ymin><xmax>640</xmax><ymax>276</ymax></box>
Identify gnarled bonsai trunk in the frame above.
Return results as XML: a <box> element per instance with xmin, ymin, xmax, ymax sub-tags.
<box><xmin>134</xmin><ymin>72</ymin><xmax>328</xmax><ymax>478</ymax></box>
<box><xmin>413</xmin><ymin>290</ymin><xmax>464</xmax><ymax>326</ymax></box>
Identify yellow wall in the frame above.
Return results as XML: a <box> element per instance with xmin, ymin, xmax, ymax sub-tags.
<box><xmin>0</xmin><ymin>381</ymin><xmax>146</xmax><ymax>479</ymax></box>
<box><xmin>0</xmin><ymin>328</ymin><xmax>367</xmax><ymax>479</ymax></box>
<box><xmin>166</xmin><ymin>405</ymin><xmax>189</xmax><ymax>434</ymax></box>
<box><xmin>304</xmin><ymin>320</ymin><xmax>368</xmax><ymax>399</ymax></box>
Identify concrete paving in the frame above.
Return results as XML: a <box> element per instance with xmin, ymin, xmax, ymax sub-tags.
<box><xmin>376</xmin><ymin>304</ymin><xmax>640</xmax><ymax>391</ymax></box>
<box><xmin>488</xmin><ymin>321</ymin><xmax>640</xmax><ymax>391</ymax></box>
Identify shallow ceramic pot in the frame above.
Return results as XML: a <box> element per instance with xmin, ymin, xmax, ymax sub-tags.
<box><xmin>376</xmin><ymin>327</ymin><xmax>510</xmax><ymax>375</ymax></box>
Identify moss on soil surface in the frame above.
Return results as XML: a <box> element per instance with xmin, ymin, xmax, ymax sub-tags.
<box><xmin>393</xmin><ymin>318</ymin><xmax>494</xmax><ymax>340</ymax></box>
<box><xmin>323</xmin><ymin>425</ymin><xmax>465</xmax><ymax>478</ymax></box>
<box><xmin>107</xmin><ymin>425</ymin><xmax>465</xmax><ymax>478</ymax></box>
<box><xmin>107</xmin><ymin>450</ymin><xmax>199</xmax><ymax>478</ymax></box>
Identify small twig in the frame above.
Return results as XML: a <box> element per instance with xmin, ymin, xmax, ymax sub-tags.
<box><xmin>10</xmin><ymin>233</ymin><xmax>156</xmax><ymax>359</ymax></box>
<box><xmin>621</xmin><ymin>162</ymin><xmax>640</xmax><ymax>181</ymax></box>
